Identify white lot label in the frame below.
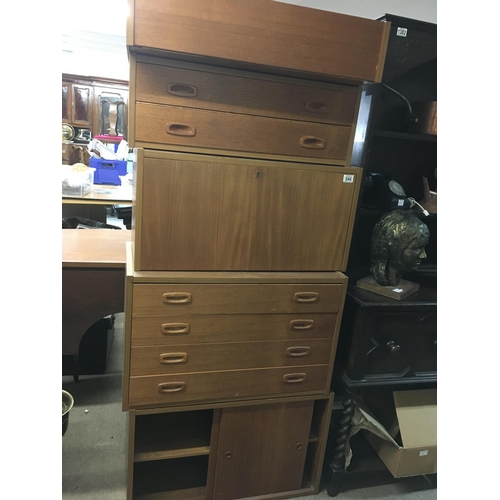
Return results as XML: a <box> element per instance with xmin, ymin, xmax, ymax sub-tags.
<box><xmin>393</xmin><ymin>288</ymin><xmax>403</xmax><ymax>293</ymax></box>
<box><xmin>343</xmin><ymin>174</ymin><xmax>354</xmax><ymax>183</ymax></box>
<box><xmin>397</xmin><ymin>27</ymin><xmax>408</xmax><ymax>37</ymax></box>
<box><xmin>419</xmin><ymin>450</ymin><xmax>429</xmax><ymax>457</ymax></box>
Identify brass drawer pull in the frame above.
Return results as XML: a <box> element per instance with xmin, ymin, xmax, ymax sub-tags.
<box><xmin>294</xmin><ymin>292</ymin><xmax>319</xmax><ymax>303</ymax></box>
<box><xmin>158</xmin><ymin>382</ymin><xmax>186</xmax><ymax>393</ymax></box>
<box><xmin>304</xmin><ymin>101</ymin><xmax>329</xmax><ymax>113</ymax></box>
<box><xmin>161</xmin><ymin>323</ymin><xmax>190</xmax><ymax>334</ymax></box>
<box><xmin>166</xmin><ymin>123</ymin><xmax>196</xmax><ymax>136</ymax></box>
<box><xmin>290</xmin><ymin>319</ymin><xmax>314</xmax><ymax>330</ymax></box>
<box><xmin>160</xmin><ymin>352</ymin><xmax>188</xmax><ymax>364</ymax></box>
<box><xmin>162</xmin><ymin>292</ymin><xmax>192</xmax><ymax>304</ymax></box>
<box><xmin>167</xmin><ymin>83</ymin><xmax>198</xmax><ymax>97</ymax></box>
<box><xmin>283</xmin><ymin>373</ymin><xmax>307</xmax><ymax>384</ymax></box>
<box><xmin>286</xmin><ymin>346</ymin><xmax>311</xmax><ymax>357</ymax></box>
<box><xmin>300</xmin><ymin>136</ymin><xmax>326</xmax><ymax>149</ymax></box>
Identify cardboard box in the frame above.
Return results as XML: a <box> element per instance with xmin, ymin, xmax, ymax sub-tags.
<box><xmin>364</xmin><ymin>389</ymin><xmax>437</xmax><ymax>478</ymax></box>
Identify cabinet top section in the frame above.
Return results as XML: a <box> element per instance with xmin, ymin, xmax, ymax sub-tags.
<box><xmin>377</xmin><ymin>14</ymin><xmax>437</xmax><ymax>33</ymax></box>
<box><xmin>127</xmin><ymin>0</ymin><xmax>390</xmax><ymax>85</ymax></box>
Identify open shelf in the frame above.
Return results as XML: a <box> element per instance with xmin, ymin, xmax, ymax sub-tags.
<box><xmin>133</xmin><ymin>456</ymin><xmax>208</xmax><ymax>500</ymax></box>
<box><xmin>134</xmin><ymin>410</ymin><xmax>212</xmax><ymax>463</ymax></box>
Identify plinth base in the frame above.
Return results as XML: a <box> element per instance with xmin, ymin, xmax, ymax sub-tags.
<box><xmin>356</xmin><ymin>276</ymin><xmax>420</xmax><ymax>300</ymax></box>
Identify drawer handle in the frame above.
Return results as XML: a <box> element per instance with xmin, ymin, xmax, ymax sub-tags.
<box><xmin>162</xmin><ymin>292</ymin><xmax>192</xmax><ymax>304</ymax></box>
<box><xmin>158</xmin><ymin>382</ymin><xmax>186</xmax><ymax>393</ymax></box>
<box><xmin>160</xmin><ymin>352</ymin><xmax>188</xmax><ymax>364</ymax></box>
<box><xmin>294</xmin><ymin>292</ymin><xmax>319</xmax><ymax>303</ymax></box>
<box><xmin>166</xmin><ymin>123</ymin><xmax>196</xmax><ymax>136</ymax></box>
<box><xmin>304</xmin><ymin>101</ymin><xmax>329</xmax><ymax>113</ymax></box>
<box><xmin>283</xmin><ymin>373</ymin><xmax>307</xmax><ymax>384</ymax></box>
<box><xmin>286</xmin><ymin>346</ymin><xmax>311</xmax><ymax>357</ymax></box>
<box><xmin>386</xmin><ymin>341</ymin><xmax>401</xmax><ymax>356</ymax></box>
<box><xmin>290</xmin><ymin>319</ymin><xmax>314</xmax><ymax>330</ymax></box>
<box><xmin>161</xmin><ymin>323</ymin><xmax>190</xmax><ymax>334</ymax></box>
<box><xmin>167</xmin><ymin>83</ymin><xmax>198</xmax><ymax>97</ymax></box>
<box><xmin>300</xmin><ymin>136</ymin><xmax>326</xmax><ymax>149</ymax></box>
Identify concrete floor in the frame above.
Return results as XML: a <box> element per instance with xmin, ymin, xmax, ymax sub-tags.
<box><xmin>62</xmin><ymin>312</ymin><xmax>437</xmax><ymax>500</ymax></box>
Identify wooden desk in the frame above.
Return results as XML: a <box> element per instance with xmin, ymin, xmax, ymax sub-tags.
<box><xmin>62</xmin><ymin>229</ymin><xmax>131</xmax><ymax>380</ymax></box>
<box><xmin>62</xmin><ymin>184</ymin><xmax>132</xmax><ymax>205</ymax></box>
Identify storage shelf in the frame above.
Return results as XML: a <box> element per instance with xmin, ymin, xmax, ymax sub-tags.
<box><xmin>308</xmin><ymin>432</ymin><xmax>318</xmax><ymax>443</ymax></box>
<box><xmin>133</xmin><ymin>456</ymin><xmax>208</xmax><ymax>500</ymax></box>
<box><xmin>135</xmin><ymin>486</ymin><xmax>206</xmax><ymax>500</ymax></box>
<box><xmin>371</xmin><ymin>129</ymin><xmax>437</xmax><ymax>142</ymax></box>
<box><xmin>134</xmin><ymin>410</ymin><xmax>212</xmax><ymax>463</ymax></box>
<box><xmin>134</xmin><ymin>446</ymin><xmax>211</xmax><ymax>463</ymax></box>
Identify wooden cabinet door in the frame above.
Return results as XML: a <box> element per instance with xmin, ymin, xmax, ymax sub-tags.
<box><xmin>135</xmin><ymin>151</ymin><xmax>362</xmax><ymax>271</ymax></box>
<box><xmin>62</xmin><ymin>82</ymin><xmax>72</xmax><ymax>123</ymax></box>
<box><xmin>212</xmin><ymin>401</ymin><xmax>314</xmax><ymax>500</ymax></box>
<box><xmin>71</xmin><ymin>84</ymin><xmax>93</xmax><ymax>127</ymax></box>
<box><xmin>62</xmin><ymin>82</ymin><xmax>92</xmax><ymax>127</ymax></box>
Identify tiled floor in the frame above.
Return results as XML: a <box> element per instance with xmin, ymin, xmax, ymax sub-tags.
<box><xmin>62</xmin><ymin>312</ymin><xmax>437</xmax><ymax>500</ymax></box>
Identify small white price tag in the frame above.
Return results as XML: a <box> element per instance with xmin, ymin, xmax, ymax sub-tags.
<box><xmin>419</xmin><ymin>450</ymin><xmax>429</xmax><ymax>457</ymax></box>
<box><xmin>397</xmin><ymin>27</ymin><xmax>408</xmax><ymax>37</ymax></box>
<box><xmin>343</xmin><ymin>174</ymin><xmax>354</xmax><ymax>183</ymax></box>
<box><xmin>397</xmin><ymin>199</ymin><xmax>405</xmax><ymax>206</ymax></box>
<box><xmin>393</xmin><ymin>288</ymin><xmax>403</xmax><ymax>293</ymax></box>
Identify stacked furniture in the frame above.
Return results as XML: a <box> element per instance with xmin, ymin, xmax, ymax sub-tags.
<box><xmin>122</xmin><ymin>1</ymin><xmax>390</xmax><ymax>499</ymax></box>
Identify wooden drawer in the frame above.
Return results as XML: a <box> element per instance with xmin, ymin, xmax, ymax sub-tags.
<box><xmin>336</xmin><ymin>285</ymin><xmax>437</xmax><ymax>383</ymax></box>
<box><xmin>131</xmin><ymin>313</ymin><xmax>338</xmax><ymax>346</ymax></box>
<box><xmin>130</xmin><ymin>339</ymin><xmax>333</xmax><ymax>376</ymax></box>
<box><xmin>129</xmin><ymin>0</ymin><xmax>390</xmax><ymax>84</ymax></box>
<box><xmin>134</xmin><ymin>103</ymin><xmax>351</xmax><ymax>161</ymax></box>
<box><xmin>133</xmin><ymin>150</ymin><xmax>362</xmax><ymax>271</ymax></box>
<box><xmin>135</xmin><ymin>60</ymin><xmax>358</xmax><ymax>126</ymax></box>
<box><xmin>128</xmin><ymin>365</ymin><xmax>330</xmax><ymax>407</ymax></box>
<box><xmin>132</xmin><ymin>284</ymin><xmax>343</xmax><ymax>316</ymax></box>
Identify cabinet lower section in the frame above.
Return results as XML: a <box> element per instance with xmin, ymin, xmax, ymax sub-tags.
<box><xmin>126</xmin><ymin>395</ymin><xmax>333</xmax><ymax>500</ymax></box>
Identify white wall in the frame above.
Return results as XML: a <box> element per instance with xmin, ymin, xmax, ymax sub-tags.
<box><xmin>61</xmin><ymin>0</ymin><xmax>437</xmax><ymax>80</ymax></box>
<box><xmin>276</xmin><ymin>0</ymin><xmax>436</xmax><ymax>24</ymax></box>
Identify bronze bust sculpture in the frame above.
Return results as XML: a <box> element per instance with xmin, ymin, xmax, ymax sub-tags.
<box><xmin>370</xmin><ymin>210</ymin><xmax>430</xmax><ymax>287</ymax></box>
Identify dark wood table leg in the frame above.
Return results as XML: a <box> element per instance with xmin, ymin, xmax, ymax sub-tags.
<box><xmin>72</xmin><ymin>355</ymin><xmax>80</xmax><ymax>383</ymax></box>
<box><xmin>327</xmin><ymin>395</ymin><xmax>355</xmax><ymax>497</ymax></box>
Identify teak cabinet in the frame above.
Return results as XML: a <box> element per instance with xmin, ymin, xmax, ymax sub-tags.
<box><xmin>132</xmin><ymin>149</ymin><xmax>361</xmax><ymax>272</ymax></box>
<box><xmin>124</xmin><ymin>1</ymin><xmax>390</xmax><ymax>499</ymax></box>
<box><xmin>128</xmin><ymin>397</ymin><xmax>333</xmax><ymax>500</ymax></box>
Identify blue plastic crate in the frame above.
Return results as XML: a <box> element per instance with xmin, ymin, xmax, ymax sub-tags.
<box><xmin>90</xmin><ymin>158</ymin><xmax>128</xmax><ymax>185</ymax></box>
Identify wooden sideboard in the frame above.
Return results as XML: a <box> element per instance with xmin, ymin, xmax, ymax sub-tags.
<box><xmin>123</xmin><ymin>1</ymin><xmax>390</xmax><ymax>498</ymax></box>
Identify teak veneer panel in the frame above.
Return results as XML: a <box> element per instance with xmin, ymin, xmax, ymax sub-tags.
<box><xmin>129</xmin><ymin>339</ymin><xmax>333</xmax><ymax>376</ymax></box>
<box><xmin>130</xmin><ymin>313</ymin><xmax>338</xmax><ymax>346</ymax></box>
<box><xmin>132</xmin><ymin>284</ymin><xmax>343</xmax><ymax>315</ymax></box>
<box><xmin>134</xmin><ymin>103</ymin><xmax>352</xmax><ymax>161</ymax></box>
<box><xmin>129</xmin><ymin>0</ymin><xmax>390</xmax><ymax>84</ymax></box>
<box><xmin>213</xmin><ymin>401</ymin><xmax>315</xmax><ymax>499</ymax></box>
<box><xmin>133</xmin><ymin>150</ymin><xmax>362</xmax><ymax>271</ymax></box>
<box><xmin>128</xmin><ymin>365</ymin><xmax>329</xmax><ymax>407</ymax></box>
<box><xmin>135</xmin><ymin>59</ymin><xmax>358</xmax><ymax>126</ymax></box>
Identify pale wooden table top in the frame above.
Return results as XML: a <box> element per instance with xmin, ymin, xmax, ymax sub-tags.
<box><xmin>62</xmin><ymin>184</ymin><xmax>132</xmax><ymax>205</ymax></box>
<box><xmin>62</xmin><ymin>229</ymin><xmax>132</xmax><ymax>268</ymax></box>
